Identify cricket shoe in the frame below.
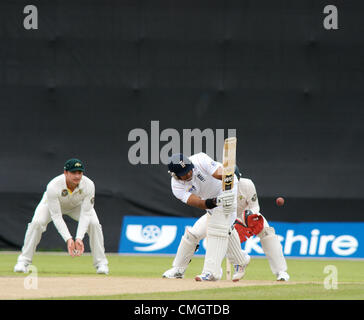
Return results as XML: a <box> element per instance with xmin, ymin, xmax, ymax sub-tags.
<box><xmin>232</xmin><ymin>255</ymin><xmax>251</xmax><ymax>282</ymax></box>
<box><xmin>195</xmin><ymin>272</ymin><xmax>217</xmax><ymax>282</ymax></box>
<box><xmin>276</xmin><ymin>271</ymin><xmax>290</xmax><ymax>281</ymax></box>
<box><xmin>162</xmin><ymin>267</ymin><xmax>185</xmax><ymax>279</ymax></box>
<box><xmin>14</xmin><ymin>262</ymin><xmax>29</xmax><ymax>273</ymax></box>
<box><xmin>96</xmin><ymin>264</ymin><xmax>109</xmax><ymax>275</ymax></box>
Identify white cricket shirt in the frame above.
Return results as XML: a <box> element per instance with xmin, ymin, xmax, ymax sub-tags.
<box><xmin>237</xmin><ymin>178</ymin><xmax>260</xmax><ymax>216</ymax></box>
<box><xmin>171</xmin><ymin>152</ymin><xmax>237</xmax><ymax>204</ymax></box>
<box><xmin>40</xmin><ymin>174</ymin><xmax>95</xmax><ymax>241</ymax></box>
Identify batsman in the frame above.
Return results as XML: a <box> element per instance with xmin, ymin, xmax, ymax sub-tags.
<box><xmin>164</xmin><ymin>137</ymin><xmax>250</xmax><ymax>281</ymax></box>
<box><xmin>163</xmin><ymin>163</ymin><xmax>290</xmax><ymax>281</ymax></box>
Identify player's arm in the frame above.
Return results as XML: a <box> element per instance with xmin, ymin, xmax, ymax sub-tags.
<box><xmin>172</xmin><ymin>183</ymin><xmax>218</xmax><ymax>210</ymax></box>
<box><xmin>74</xmin><ymin>181</ymin><xmax>95</xmax><ymax>255</ymax></box>
<box><xmin>244</xmin><ymin>179</ymin><xmax>260</xmax><ymax>214</ymax></box>
<box><xmin>212</xmin><ymin>167</ymin><xmax>222</xmax><ymax>180</ymax></box>
<box><xmin>186</xmin><ymin>192</ymin><xmax>234</xmax><ymax>210</ymax></box>
<box><xmin>186</xmin><ymin>194</ymin><xmax>217</xmax><ymax>210</ymax></box>
<box><xmin>234</xmin><ymin>179</ymin><xmax>263</xmax><ymax>242</ymax></box>
<box><xmin>75</xmin><ymin>194</ymin><xmax>93</xmax><ymax>241</ymax></box>
<box><xmin>195</xmin><ymin>152</ymin><xmax>223</xmax><ymax>180</ymax></box>
<box><xmin>46</xmin><ymin>188</ymin><xmax>75</xmax><ymax>256</ymax></box>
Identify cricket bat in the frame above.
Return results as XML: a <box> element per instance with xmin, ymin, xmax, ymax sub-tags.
<box><xmin>222</xmin><ymin>137</ymin><xmax>237</xmax><ymax>280</ymax></box>
<box><xmin>222</xmin><ymin>137</ymin><xmax>237</xmax><ymax>191</ymax></box>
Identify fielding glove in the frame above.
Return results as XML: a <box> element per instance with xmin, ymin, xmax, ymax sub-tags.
<box><xmin>234</xmin><ymin>218</ymin><xmax>254</xmax><ymax>243</ymax></box>
<box><xmin>242</xmin><ymin>210</ymin><xmax>264</xmax><ymax>235</ymax></box>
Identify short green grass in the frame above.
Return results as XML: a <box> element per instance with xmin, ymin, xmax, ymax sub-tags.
<box><xmin>1</xmin><ymin>252</ymin><xmax>363</xmax><ymax>299</ymax></box>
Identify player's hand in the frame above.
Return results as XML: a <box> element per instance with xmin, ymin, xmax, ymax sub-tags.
<box><xmin>234</xmin><ymin>218</ymin><xmax>254</xmax><ymax>243</ymax></box>
<box><xmin>67</xmin><ymin>238</ymin><xmax>76</xmax><ymax>257</ymax></box>
<box><xmin>246</xmin><ymin>213</ymin><xmax>264</xmax><ymax>235</ymax></box>
<box><xmin>217</xmin><ymin>191</ymin><xmax>235</xmax><ymax>213</ymax></box>
<box><xmin>217</xmin><ymin>191</ymin><xmax>235</xmax><ymax>207</ymax></box>
<box><xmin>75</xmin><ymin>238</ymin><xmax>84</xmax><ymax>256</ymax></box>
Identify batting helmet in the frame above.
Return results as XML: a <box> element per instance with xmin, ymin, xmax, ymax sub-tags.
<box><xmin>167</xmin><ymin>153</ymin><xmax>194</xmax><ymax>178</ymax></box>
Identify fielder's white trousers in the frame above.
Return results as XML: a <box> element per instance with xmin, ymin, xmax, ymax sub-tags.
<box><xmin>17</xmin><ymin>201</ymin><xmax>108</xmax><ymax>268</ymax></box>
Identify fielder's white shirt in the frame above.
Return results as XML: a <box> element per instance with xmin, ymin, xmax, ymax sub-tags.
<box><xmin>237</xmin><ymin>178</ymin><xmax>260</xmax><ymax>217</ymax></box>
<box><xmin>40</xmin><ymin>174</ymin><xmax>95</xmax><ymax>242</ymax></box>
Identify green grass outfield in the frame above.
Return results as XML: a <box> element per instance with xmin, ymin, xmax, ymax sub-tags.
<box><xmin>1</xmin><ymin>252</ymin><xmax>363</xmax><ymax>300</ymax></box>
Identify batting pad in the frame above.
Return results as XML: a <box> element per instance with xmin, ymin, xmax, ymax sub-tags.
<box><xmin>226</xmin><ymin>228</ymin><xmax>250</xmax><ymax>265</ymax></box>
<box><xmin>203</xmin><ymin>221</ymin><xmax>230</xmax><ymax>279</ymax></box>
<box><xmin>259</xmin><ymin>227</ymin><xmax>287</xmax><ymax>275</ymax></box>
<box><xmin>172</xmin><ymin>230</ymin><xmax>199</xmax><ymax>268</ymax></box>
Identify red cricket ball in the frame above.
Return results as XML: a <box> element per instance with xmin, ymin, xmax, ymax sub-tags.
<box><xmin>276</xmin><ymin>197</ymin><xmax>285</xmax><ymax>206</ymax></box>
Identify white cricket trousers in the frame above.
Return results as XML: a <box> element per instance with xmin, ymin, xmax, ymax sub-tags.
<box><xmin>17</xmin><ymin>201</ymin><xmax>108</xmax><ymax>268</ymax></box>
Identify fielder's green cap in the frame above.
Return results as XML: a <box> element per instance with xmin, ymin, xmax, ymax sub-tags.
<box><xmin>64</xmin><ymin>158</ymin><xmax>85</xmax><ymax>172</ymax></box>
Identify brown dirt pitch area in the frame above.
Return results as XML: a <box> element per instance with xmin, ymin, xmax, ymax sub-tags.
<box><xmin>0</xmin><ymin>276</ymin><xmax>298</xmax><ymax>299</ymax></box>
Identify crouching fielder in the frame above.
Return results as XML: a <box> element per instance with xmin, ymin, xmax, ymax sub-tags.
<box><xmin>14</xmin><ymin>159</ymin><xmax>109</xmax><ymax>275</ymax></box>
<box><xmin>233</xmin><ymin>177</ymin><xmax>289</xmax><ymax>281</ymax></box>
<box><xmin>163</xmin><ymin>153</ymin><xmax>250</xmax><ymax>282</ymax></box>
